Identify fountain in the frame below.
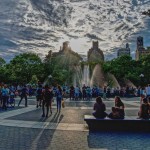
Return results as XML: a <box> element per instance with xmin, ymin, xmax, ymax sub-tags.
<box><xmin>106</xmin><ymin>73</ymin><xmax>121</xmax><ymax>88</ymax></box>
<box><xmin>82</xmin><ymin>65</ymin><xmax>90</xmax><ymax>86</ymax></box>
<box><xmin>90</xmin><ymin>64</ymin><xmax>106</xmax><ymax>88</ymax></box>
<box><xmin>73</xmin><ymin>65</ymin><xmax>82</xmax><ymax>87</ymax></box>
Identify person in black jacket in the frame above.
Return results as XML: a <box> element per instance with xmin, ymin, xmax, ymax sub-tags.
<box><xmin>18</xmin><ymin>85</ymin><xmax>28</xmax><ymax>107</ymax></box>
<box><xmin>42</xmin><ymin>85</ymin><xmax>54</xmax><ymax>117</ymax></box>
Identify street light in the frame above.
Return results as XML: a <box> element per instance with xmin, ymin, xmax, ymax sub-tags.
<box><xmin>139</xmin><ymin>74</ymin><xmax>144</xmax><ymax>86</ymax></box>
<box><xmin>48</xmin><ymin>75</ymin><xmax>53</xmax><ymax>86</ymax></box>
<box><xmin>48</xmin><ymin>75</ymin><xmax>52</xmax><ymax>79</ymax></box>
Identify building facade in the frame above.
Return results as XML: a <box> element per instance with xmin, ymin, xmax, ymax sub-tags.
<box><xmin>135</xmin><ymin>36</ymin><xmax>150</xmax><ymax>60</ymax></box>
<box><xmin>88</xmin><ymin>41</ymin><xmax>104</xmax><ymax>62</ymax></box>
<box><xmin>117</xmin><ymin>43</ymin><xmax>130</xmax><ymax>57</ymax></box>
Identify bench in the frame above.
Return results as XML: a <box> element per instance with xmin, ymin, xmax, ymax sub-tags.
<box><xmin>84</xmin><ymin>115</ymin><xmax>150</xmax><ymax>132</ymax></box>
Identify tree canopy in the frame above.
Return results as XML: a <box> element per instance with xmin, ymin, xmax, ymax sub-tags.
<box><xmin>0</xmin><ymin>52</ymin><xmax>150</xmax><ymax>86</ymax></box>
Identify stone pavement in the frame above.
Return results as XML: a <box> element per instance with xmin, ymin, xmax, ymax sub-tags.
<box><xmin>0</xmin><ymin>97</ymin><xmax>150</xmax><ymax>150</ymax></box>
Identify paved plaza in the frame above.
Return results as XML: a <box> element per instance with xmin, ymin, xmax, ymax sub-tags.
<box><xmin>0</xmin><ymin>97</ymin><xmax>150</xmax><ymax>150</ymax></box>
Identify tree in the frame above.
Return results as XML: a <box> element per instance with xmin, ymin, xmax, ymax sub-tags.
<box><xmin>44</xmin><ymin>54</ymin><xmax>78</xmax><ymax>85</ymax></box>
<box><xmin>0</xmin><ymin>57</ymin><xmax>6</xmax><ymax>66</ymax></box>
<box><xmin>140</xmin><ymin>55</ymin><xmax>150</xmax><ymax>84</ymax></box>
<box><xmin>30</xmin><ymin>75</ymin><xmax>38</xmax><ymax>85</ymax></box>
<box><xmin>0</xmin><ymin>57</ymin><xmax>6</xmax><ymax>82</ymax></box>
<box><xmin>7</xmin><ymin>53</ymin><xmax>43</xmax><ymax>83</ymax></box>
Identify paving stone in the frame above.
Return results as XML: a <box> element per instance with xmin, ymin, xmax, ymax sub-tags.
<box><xmin>0</xmin><ymin>127</ymin><xmax>146</xmax><ymax>150</ymax></box>
<box><xmin>0</xmin><ymin>97</ymin><xmax>148</xmax><ymax>150</ymax></box>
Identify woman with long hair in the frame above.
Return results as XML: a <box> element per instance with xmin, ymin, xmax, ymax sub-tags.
<box><xmin>114</xmin><ymin>96</ymin><xmax>125</xmax><ymax>119</ymax></box>
<box><xmin>93</xmin><ymin>96</ymin><xmax>107</xmax><ymax>118</ymax></box>
<box><xmin>56</xmin><ymin>85</ymin><xmax>63</xmax><ymax>112</ymax></box>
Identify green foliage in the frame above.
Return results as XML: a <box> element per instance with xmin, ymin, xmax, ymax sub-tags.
<box><xmin>102</xmin><ymin>55</ymin><xmax>150</xmax><ymax>86</ymax></box>
<box><xmin>0</xmin><ymin>57</ymin><xmax>6</xmax><ymax>66</ymax></box>
<box><xmin>0</xmin><ymin>52</ymin><xmax>150</xmax><ymax>86</ymax></box>
<box><xmin>6</xmin><ymin>53</ymin><xmax>43</xmax><ymax>83</ymax></box>
<box><xmin>30</xmin><ymin>75</ymin><xmax>38</xmax><ymax>85</ymax></box>
<box><xmin>44</xmin><ymin>54</ymin><xmax>78</xmax><ymax>85</ymax></box>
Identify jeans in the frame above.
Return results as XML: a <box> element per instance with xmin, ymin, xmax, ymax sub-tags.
<box><xmin>18</xmin><ymin>95</ymin><xmax>27</xmax><ymax>107</ymax></box>
<box><xmin>42</xmin><ymin>100</ymin><xmax>50</xmax><ymax>116</ymax></box>
<box><xmin>2</xmin><ymin>96</ymin><xmax>8</xmax><ymax>110</ymax></box>
<box><xmin>56</xmin><ymin>97</ymin><xmax>62</xmax><ymax>111</ymax></box>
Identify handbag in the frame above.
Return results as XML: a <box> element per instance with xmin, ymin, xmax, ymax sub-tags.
<box><xmin>62</xmin><ymin>99</ymin><xmax>65</xmax><ymax>108</ymax></box>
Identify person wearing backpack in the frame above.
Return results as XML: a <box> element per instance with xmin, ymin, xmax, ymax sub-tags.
<box><xmin>42</xmin><ymin>85</ymin><xmax>54</xmax><ymax>117</ymax></box>
<box><xmin>36</xmin><ymin>84</ymin><xmax>43</xmax><ymax>108</ymax></box>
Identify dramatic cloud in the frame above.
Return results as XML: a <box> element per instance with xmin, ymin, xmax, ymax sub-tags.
<box><xmin>0</xmin><ymin>0</ymin><xmax>150</xmax><ymax>61</ymax></box>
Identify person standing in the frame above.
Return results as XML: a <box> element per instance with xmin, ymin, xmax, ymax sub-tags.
<box><xmin>82</xmin><ymin>85</ymin><xmax>86</xmax><ymax>100</ymax></box>
<box><xmin>146</xmin><ymin>84</ymin><xmax>150</xmax><ymax>98</ymax></box>
<box><xmin>42</xmin><ymin>85</ymin><xmax>54</xmax><ymax>117</ymax></box>
<box><xmin>74</xmin><ymin>85</ymin><xmax>80</xmax><ymax>100</ymax></box>
<box><xmin>36</xmin><ymin>84</ymin><xmax>43</xmax><ymax>108</ymax></box>
<box><xmin>18</xmin><ymin>85</ymin><xmax>28</xmax><ymax>107</ymax></box>
<box><xmin>103</xmin><ymin>86</ymin><xmax>107</xmax><ymax>100</ymax></box>
<box><xmin>1</xmin><ymin>85</ymin><xmax>9</xmax><ymax>110</ymax></box>
<box><xmin>70</xmin><ymin>86</ymin><xmax>74</xmax><ymax>100</ymax></box>
<box><xmin>56</xmin><ymin>85</ymin><xmax>63</xmax><ymax>112</ymax></box>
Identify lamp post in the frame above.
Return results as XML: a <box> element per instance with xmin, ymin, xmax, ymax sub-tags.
<box><xmin>48</xmin><ymin>75</ymin><xmax>52</xmax><ymax>86</ymax></box>
<box><xmin>139</xmin><ymin>74</ymin><xmax>144</xmax><ymax>86</ymax></box>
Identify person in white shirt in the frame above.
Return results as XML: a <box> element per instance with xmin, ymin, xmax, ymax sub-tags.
<box><xmin>145</xmin><ymin>84</ymin><xmax>150</xmax><ymax>98</ymax></box>
<box><xmin>75</xmin><ymin>86</ymin><xmax>80</xmax><ymax>100</ymax></box>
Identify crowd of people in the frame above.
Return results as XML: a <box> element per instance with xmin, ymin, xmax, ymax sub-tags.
<box><xmin>68</xmin><ymin>84</ymin><xmax>150</xmax><ymax>100</ymax></box>
<box><xmin>0</xmin><ymin>83</ymin><xmax>150</xmax><ymax>119</ymax></box>
<box><xmin>0</xmin><ymin>83</ymin><xmax>64</xmax><ymax>117</ymax></box>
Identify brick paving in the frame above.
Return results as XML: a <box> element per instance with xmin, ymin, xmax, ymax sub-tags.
<box><xmin>0</xmin><ymin>97</ymin><xmax>149</xmax><ymax>150</ymax></box>
<box><xmin>0</xmin><ymin>126</ymin><xmax>150</xmax><ymax>150</ymax></box>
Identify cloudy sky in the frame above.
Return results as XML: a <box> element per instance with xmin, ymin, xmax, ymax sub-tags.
<box><xmin>0</xmin><ymin>0</ymin><xmax>150</xmax><ymax>61</ymax></box>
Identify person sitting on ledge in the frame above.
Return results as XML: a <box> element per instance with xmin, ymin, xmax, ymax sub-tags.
<box><xmin>93</xmin><ymin>96</ymin><xmax>107</xmax><ymax>119</ymax></box>
<box><xmin>113</xmin><ymin>96</ymin><xmax>125</xmax><ymax>119</ymax></box>
<box><xmin>138</xmin><ymin>98</ymin><xmax>149</xmax><ymax>119</ymax></box>
<box><xmin>108</xmin><ymin>107</ymin><xmax>121</xmax><ymax>119</ymax></box>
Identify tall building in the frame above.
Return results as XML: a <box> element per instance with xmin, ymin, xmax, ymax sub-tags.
<box><xmin>135</xmin><ymin>36</ymin><xmax>150</xmax><ymax>60</ymax></box>
<box><xmin>117</xmin><ymin>43</ymin><xmax>130</xmax><ymax>57</ymax></box>
<box><xmin>88</xmin><ymin>41</ymin><xmax>104</xmax><ymax>62</ymax></box>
